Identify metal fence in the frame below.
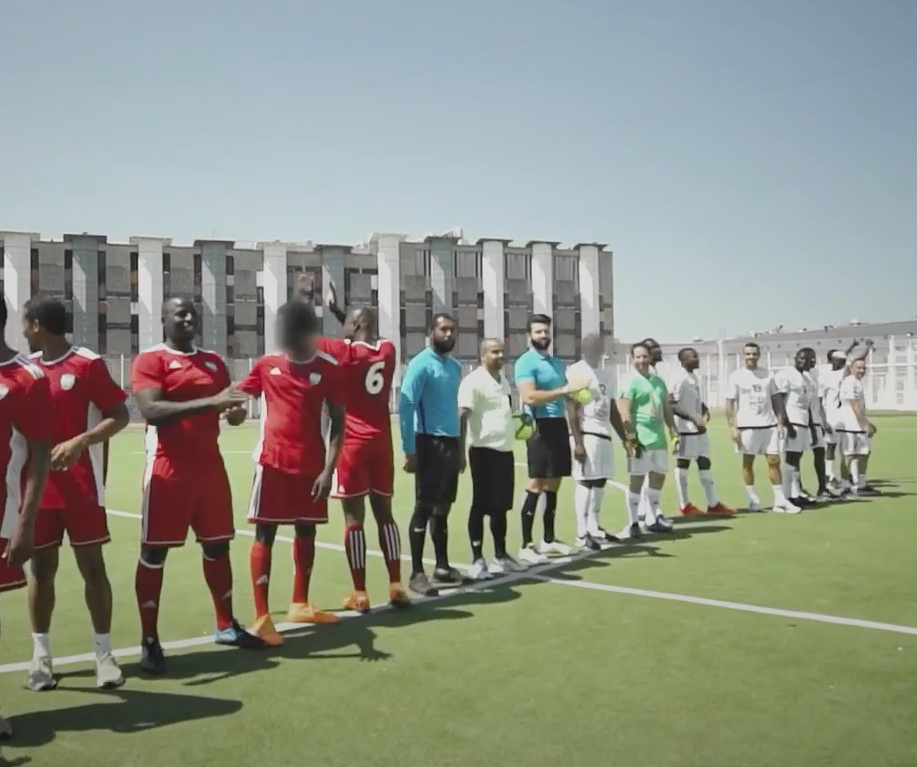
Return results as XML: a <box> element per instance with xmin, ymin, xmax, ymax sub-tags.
<box><xmin>105</xmin><ymin>336</ymin><xmax>917</xmax><ymax>421</ymax></box>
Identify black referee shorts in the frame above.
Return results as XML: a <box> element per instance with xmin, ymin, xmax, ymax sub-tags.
<box><xmin>415</xmin><ymin>434</ymin><xmax>460</xmax><ymax>507</ymax></box>
<box><xmin>469</xmin><ymin>447</ymin><xmax>515</xmax><ymax>514</ymax></box>
<box><xmin>526</xmin><ymin>417</ymin><xmax>572</xmax><ymax>479</ymax></box>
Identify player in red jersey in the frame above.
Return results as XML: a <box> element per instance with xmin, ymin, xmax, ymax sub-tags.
<box><xmin>0</xmin><ymin>299</ymin><xmax>53</xmax><ymax>739</ymax></box>
<box><xmin>22</xmin><ymin>296</ymin><xmax>130</xmax><ymax>691</ymax></box>
<box><xmin>320</xmin><ymin>281</ymin><xmax>408</xmax><ymax>613</ymax></box>
<box><xmin>238</xmin><ymin>300</ymin><xmax>346</xmax><ymax>646</ymax></box>
<box><xmin>130</xmin><ymin>297</ymin><xmax>264</xmax><ymax>675</ymax></box>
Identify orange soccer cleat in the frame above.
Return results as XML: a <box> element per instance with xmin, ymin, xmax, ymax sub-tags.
<box><xmin>343</xmin><ymin>591</ymin><xmax>371</xmax><ymax>614</ymax></box>
<box><xmin>287</xmin><ymin>602</ymin><xmax>342</xmax><ymax>625</ymax></box>
<box><xmin>388</xmin><ymin>583</ymin><xmax>411</xmax><ymax>609</ymax></box>
<box><xmin>707</xmin><ymin>502</ymin><xmax>736</xmax><ymax>516</ymax></box>
<box><xmin>679</xmin><ymin>503</ymin><xmax>705</xmax><ymax>517</ymax></box>
<box><xmin>250</xmin><ymin>614</ymin><xmax>284</xmax><ymax>647</ymax></box>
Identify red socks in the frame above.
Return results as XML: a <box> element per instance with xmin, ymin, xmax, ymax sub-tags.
<box><xmin>292</xmin><ymin>536</ymin><xmax>315</xmax><ymax>604</ymax></box>
<box><xmin>345</xmin><ymin>525</ymin><xmax>367</xmax><ymax>591</ymax></box>
<box><xmin>378</xmin><ymin>520</ymin><xmax>402</xmax><ymax>584</ymax></box>
<box><xmin>202</xmin><ymin>554</ymin><xmax>234</xmax><ymax>631</ymax></box>
<box><xmin>250</xmin><ymin>541</ymin><xmax>272</xmax><ymax>618</ymax></box>
<box><xmin>135</xmin><ymin>560</ymin><xmax>164</xmax><ymax>640</ymax></box>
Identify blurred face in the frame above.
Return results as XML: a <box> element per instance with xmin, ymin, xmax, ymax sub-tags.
<box><xmin>22</xmin><ymin>317</ymin><xmax>45</xmax><ymax>354</ymax></box>
<box><xmin>529</xmin><ymin>322</ymin><xmax>551</xmax><ymax>352</ymax></box>
<box><xmin>681</xmin><ymin>349</ymin><xmax>699</xmax><ymax>372</ymax></box>
<box><xmin>481</xmin><ymin>341</ymin><xmax>505</xmax><ymax>371</ymax></box>
<box><xmin>743</xmin><ymin>345</ymin><xmax>760</xmax><ymax>369</ymax></box>
<box><xmin>344</xmin><ymin>309</ymin><xmax>367</xmax><ymax>341</ymax></box>
<box><xmin>643</xmin><ymin>339</ymin><xmax>662</xmax><ymax>364</ymax></box>
<box><xmin>803</xmin><ymin>349</ymin><xmax>817</xmax><ymax>370</ymax></box>
<box><xmin>831</xmin><ymin>355</ymin><xmax>847</xmax><ymax>371</ymax></box>
<box><xmin>632</xmin><ymin>345</ymin><xmax>651</xmax><ymax>374</ymax></box>
<box><xmin>163</xmin><ymin>299</ymin><xmax>198</xmax><ymax>345</ymax></box>
<box><xmin>583</xmin><ymin>336</ymin><xmax>603</xmax><ymax>367</ymax></box>
<box><xmin>794</xmin><ymin>350</ymin><xmax>809</xmax><ymax>371</ymax></box>
<box><xmin>851</xmin><ymin>359</ymin><xmax>867</xmax><ymax>379</ymax></box>
<box><xmin>431</xmin><ymin>317</ymin><xmax>456</xmax><ymax>354</ymax></box>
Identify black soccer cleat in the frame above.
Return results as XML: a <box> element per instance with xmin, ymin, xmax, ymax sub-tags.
<box><xmin>432</xmin><ymin>566</ymin><xmax>467</xmax><ymax>585</ymax></box>
<box><xmin>139</xmin><ymin>637</ymin><xmax>167</xmax><ymax>676</ymax></box>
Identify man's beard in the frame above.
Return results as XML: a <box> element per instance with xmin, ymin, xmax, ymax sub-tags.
<box><xmin>531</xmin><ymin>338</ymin><xmax>551</xmax><ymax>351</ymax></box>
<box><xmin>433</xmin><ymin>338</ymin><xmax>455</xmax><ymax>354</ymax></box>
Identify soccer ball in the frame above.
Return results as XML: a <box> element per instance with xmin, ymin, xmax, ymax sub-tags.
<box><xmin>574</xmin><ymin>388</ymin><xmax>593</xmax><ymax>405</ymax></box>
<box><xmin>513</xmin><ymin>412</ymin><xmax>535</xmax><ymax>441</ymax></box>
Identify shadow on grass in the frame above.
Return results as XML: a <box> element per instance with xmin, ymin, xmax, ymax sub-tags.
<box><xmin>4</xmin><ymin>686</ymin><xmax>242</xmax><ymax>752</ymax></box>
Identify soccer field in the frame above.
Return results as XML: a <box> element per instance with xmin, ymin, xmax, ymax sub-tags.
<box><xmin>2</xmin><ymin>416</ymin><xmax>917</xmax><ymax>767</ymax></box>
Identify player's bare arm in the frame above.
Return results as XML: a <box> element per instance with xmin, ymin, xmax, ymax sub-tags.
<box><xmin>773</xmin><ymin>391</ymin><xmax>793</xmax><ymax>437</ymax></box>
<box><xmin>51</xmin><ymin>400</ymin><xmax>130</xmax><ymax>472</ymax></box>
<box><xmin>608</xmin><ymin>398</ymin><xmax>627</xmax><ymax>442</ymax></box>
<box><xmin>663</xmin><ymin>393</ymin><xmax>677</xmax><ymax>439</ymax></box>
<box><xmin>518</xmin><ymin>378</ymin><xmax>588</xmax><ymax>408</ymax></box>
<box><xmin>669</xmin><ymin>389</ymin><xmax>705</xmax><ymax>434</ymax></box>
<box><xmin>134</xmin><ymin>385</ymin><xmax>246</xmax><ymax>426</ymax></box>
<box><xmin>458</xmin><ymin>408</ymin><xmax>469</xmax><ymax>473</ymax></box>
<box><xmin>616</xmin><ymin>397</ymin><xmax>637</xmax><ymax>455</ymax></box>
<box><xmin>8</xmin><ymin>437</ymin><xmax>51</xmax><ymax>567</ymax></box>
<box><xmin>567</xmin><ymin>398</ymin><xmax>586</xmax><ymax>463</ymax></box>
<box><xmin>325</xmin><ymin>281</ymin><xmax>347</xmax><ymax>326</ymax></box>
<box><xmin>313</xmin><ymin>402</ymin><xmax>346</xmax><ymax>500</ymax></box>
<box><xmin>849</xmin><ymin>398</ymin><xmax>872</xmax><ymax>434</ymax></box>
<box><xmin>724</xmin><ymin>398</ymin><xmax>739</xmax><ymax>444</ymax></box>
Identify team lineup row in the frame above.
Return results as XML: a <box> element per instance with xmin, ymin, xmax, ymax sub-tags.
<box><xmin>0</xmin><ymin>286</ymin><xmax>879</xmax><ymax>740</ymax></box>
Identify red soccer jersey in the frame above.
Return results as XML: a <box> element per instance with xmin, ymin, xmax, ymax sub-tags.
<box><xmin>239</xmin><ymin>351</ymin><xmax>343</xmax><ymax>475</ymax></box>
<box><xmin>31</xmin><ymin>347</ymin><xmax>127</xmax><ymax>509</ymax></box>
<box><xmin>318</xmin><ymin>338</ymin><xmax>395</xmax><ymax>442</ymax></box>
<box><xmin>0</xmin><ymin>356</ymin><xmax>55</xmax><ymax>539</ymax></box>
<box><xmin>130</xmin><ymin>345</ymin><xmax>230</xmax><ymax>463</ymax></box>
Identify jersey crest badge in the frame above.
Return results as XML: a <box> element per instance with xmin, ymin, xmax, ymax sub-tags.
<box><xmin>309</xmin><ymin>372</ymin><xmax>322</xmax><ymax>385</ymax></box>
<box><xmin>204</xmin><ymin>361</ymin><xmax>218</xmax><ymax>372</ymax></box>
<box><xmin>60</xmin><ymin>373</ymin><xmax>76</xmax><ymax>391</ymax></box>
<box><xmin>169</xmin><ymin>360</ymin><xmax>182</xmax><ymax>370</ymax></box>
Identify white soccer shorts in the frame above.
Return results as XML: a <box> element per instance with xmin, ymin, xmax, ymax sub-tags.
<box><xmin>738</xmin><ymin>427</ymin><xmax>780</xmax><ymax>456</ymax></box>
<box><xmin>572</xmin><ymin>434</ymin><xmax>615</xmax><ymax>481</ymax></box>
<box><xmin>629</xmin><ymin>448</ymin><xmax>668</xmax><ymax>476</ymax></box>
<box><xmin>782</xmin><ymin>426</ymin><xmax>813</xmax><ymax>454</ymax></box>
<box><xmin>839</xmin><ymin>431</ymin><xmax>871</xmax><ymax>457</ymax></box>
<box><xmin>675</xmin><ymin>433</ymin><xmax>711</xmax><ymax>461</ymax></box>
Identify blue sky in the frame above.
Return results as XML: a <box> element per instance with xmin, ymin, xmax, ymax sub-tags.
<box><xmin>1</xmin><ymin>0</ymin><xmax>915</xmax><ymax>341</ymax></box>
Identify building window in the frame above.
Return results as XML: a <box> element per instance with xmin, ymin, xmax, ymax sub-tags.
<box><xmin>130</xmin><ymin>251</ymin><xmax>139</xmax><ymax>301</ymax></box>
<box><xmin>130</xmin><ymin>314</ymin><xmax>139</xmax><ymax>354</ymax></box>
<box><xmin>64</xmin><ymin>249</ymin><xmax>73</xmax><ymax>300</ymax></box>
<box><xmin>226</xmin><ymin>255</ymin><xmax>235</xmax><ymax>276</ymax></box>
<box><xmin>97</xmin><ymin>250</ymin><xmax>107</xmax><ymax>301</ymax></box>
<box><xmin>163</xmin><ymin>253</ymin><xmax>171</xmax><ymax>298</ymax></box>
<box><xmin>30</xmin><ymin>248</ymin><xmax>39</xmax><ymax>296</ymax></box>
<box><xmin>226</xmin><ymin>284</ymin><xmax>234</xmax><ymax>305</ymax></box>
<box><xmin>98</xmin><ymin>303</ymin><xmax>107</xmax><ymax>354</ymax></box>
<box><xmin>65</xmin><ymin>305</ymin><xmax>73</xmax><ymax>335</ymax></box>
<box><xmin>505</xmin><ymin>252</ymin><xmax>530</xmax><ymax>280</ymax></box>
<box><xmin>193</xmin><ymin>253</ymin><xmax>202</xmax><ymax>303</ymax></box>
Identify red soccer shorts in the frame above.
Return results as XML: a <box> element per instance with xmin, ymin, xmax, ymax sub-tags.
<box><xmin>247</xmin><ymin>465</ymin><xmax>328</xmax><ymax>525</ymax></box>
<box><xmin>35</xmin><ymin>503</ymin><xmax>111</xmax><ymax>550</ymax></box>
<box><xmin>0</xmin><ymin>539</ymin><xmax>26</xmax><ymax>593</ymax></box>
<box><xmin>330</xmin><ymin>436</ymin><xmax>394</xmax><ymax>499</ymax></box>
<box><xmin>141</xmin><ymin>456</ymin><xmax>235</xmax><ymax>547</ymax></box>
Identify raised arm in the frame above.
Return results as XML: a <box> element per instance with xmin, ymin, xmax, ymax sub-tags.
<box><xmin>325</xmin><ymin>281</ymin><xmax>347</xmax><ymax>326</ymax></box>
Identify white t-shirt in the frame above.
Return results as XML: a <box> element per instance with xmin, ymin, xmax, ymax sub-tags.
<box><xmin>566</xmin><ymin>359</ymin><xmax>612</xmax><ymax>437</ymax></box>
<box><xmin>838</xmin><ymin>374</ymin><xmax>866</xmax><ymax>433</ymax></box>
<box><xmin>668</xmin><ymin>368</ymin><xmax>703</xmax><ymax>434</ymax></box>
<box><xmin>773</xmin><ymin>367</ymin><xmax>813</xmax><ymax>426</ymax></box>
<box><xmin>819</xmin><ymin>368</ymin><xmax>845</xmax><ymax>427</ymax></box>
<box><xmin>726</xmin><ymin>367</ymin><xmax>778</xmax><ymax>429</ymax></box>
<box><xmin>457</xmin><ymin>365</ymin><xmax>515</xmax><ymax>452</ymax></box>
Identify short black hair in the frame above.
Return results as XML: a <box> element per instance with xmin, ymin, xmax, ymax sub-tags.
<box><xmin>826</xmin><ymin>348</ymin><xmax>838</xmax><ymax>362</ymax></box>
<box><xmin>642</xmin><ymin>337</ymin><xmax>660</xmax><ymax>348</ymax></box>
<box><xmin>678</xmin><ymin>347</ymin><xmax>696</xmax><ymax>362</ymax></box>
<box><xmin>430</xmin><ymin>313</ymin><xmax>456</xmax><ymax>332</ymax></box>
<box><xmin>278</xmin><ymin>300</ymin><xmax>319</xmax><ymax>347</ymax></box>
<box><xmin>630</xmin><ymin>342</ymin><xmax>650</xmax><ymax>356</ymax></box>
<box><xmin>744</xmin><ymin>342</ymin><xmax>760</xmax><ymax>352</ymax></box>
<box><xmin>798</xmin><ymin>346</ymin><xmax>815</xmax><ymax>357</ymax></box>
<box><xmin>24</xmin><ymin>295</ymin><xmax>67</xmax><ymax>336</ymax></box>
<box><xmin>528</xmin><ymin>314</ymin><xmax>552</xmax><ymax>330</ymax></box>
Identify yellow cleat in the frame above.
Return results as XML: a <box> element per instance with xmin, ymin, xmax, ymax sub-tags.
<box><xmin>389</xmin><ymin>583</ymin><xmax>411</xmax><ymax>609</ymax></box>
<box><xmin>250</xmin><ymin>614</ymin><xmax>284</xmax><ymax>647</ymax></box>
<box><xmin>287</xmin><ymin>602</ymin><xmax>341</xmax><ymax>625</ymax></box>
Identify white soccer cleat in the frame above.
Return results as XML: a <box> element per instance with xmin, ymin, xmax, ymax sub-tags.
<box><xmin>537</xmin><ymin>539</ymin><xmax>573</xmax><ymax>557</ymax></box>
<box><xmin>772</xmin><ymin>500</ymin><xmax>802</xmax><ymax>515</ymax></box>
<box><xmin>27</xmin><ymin>655</ymin><xmax>55</xmax><ymax>692</ymax></box>
<box><xmin>747</xmin><ymin>501</ymin><xmax>764</xmax><ymax>513</ymax></box>
<box><xmin>96</xmin><ymin>652</ymin><xmax>125</xmax><ymax>689</ymax></box>
<box><xmin>518</xmin><ymin>545</ymin><xmax>550</xmax><ymax>566</ymax></box>
<box><xmin>491</xmin><ymin>555</ymin><xmax>526</xmax><ymax>574</ymax></box>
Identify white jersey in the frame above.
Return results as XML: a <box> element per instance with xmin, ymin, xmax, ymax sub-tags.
<box><xmin>668</xmin><ymin>368</ymin><xmax>703</xmax><ymax>434</ymax></box>
<box><xmin>726</xmin><ymin>367</ymin><xmax>778</xmax><ymax>429</ymax></box>
<box><xmin>773</xmin><ymin>367</ymin><xmax>813</xmax><ymax>426</ymax></box>
<box><xmin>806</xmin><ymin>368</ymin><xmax>823</xmax><ymax>426</ymax></box>
<box><xmin>819</xmin><ymin>368</ymin><xmax>845</xmax><ymax>427</ymax></box>
<box><xmin>566</xmin><ymin>359</ymin><xmax>612</xmax><ymax>437</ymax></box>
<box><xmin>838</xmin><ymin>374</ymin><xmax>866</xmax><ymax>432</ymax></box>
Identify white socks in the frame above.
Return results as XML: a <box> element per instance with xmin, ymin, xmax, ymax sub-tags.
<box><xmin>574</xmin><ymin>484</ymin><xmax>590</xmax><ymax>540</ymax></box>
<box><xmin>772</xmin><ymin>483</ymin><xmax>788</xmax><ymax>504</ymax></box>
<box><xmin>94</xmin><ymin>633</ymin><xmax>112</xmax><ymax>657</ymax></box>
<box><xmin>638</xmin><ymin>480</ymin><xmax>652</xmax><ymax>519</ymax></box>
<box><xmin>646</xmin><ymin>487</ymin><xmax>662</xmax><ymax>519</ymax></box>
<box><xmin>745</xmin><ymin>484</ymin><xmax>761</xmax><ymax>505</ymax></box>
<box><xmin>588</xmin><ymin>487</ymin><xmax>604</xmax><ymax>536</ymax></box>
<box><xmin>699</xmin><ymin>470</ymin><xmax>717</xmax><ymax>506</ymax></box>
<box><xmin>32</xmin><ymin>632</ymin><xmax>50</xmax><ymax>659</ymax></box>
<box><xmin>627</xmin><ymin>491</ymin><xmax>642</xmax><ymax>524</ymax></box>
<box><xmin>675</xmin><ymin>468</ymin><xmax>689</xmax><ymax>508</ymax></box>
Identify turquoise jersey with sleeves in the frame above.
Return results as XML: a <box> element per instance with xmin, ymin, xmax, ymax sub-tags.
<box><xmin>399</xmin><ymin>347</ymin><xmax>463</xmax><ymax>455</ymax></box>
<box><xmin>513</xmin><ymin>349</ymin><xmax>567</xmax><ymax>419</ymax></box>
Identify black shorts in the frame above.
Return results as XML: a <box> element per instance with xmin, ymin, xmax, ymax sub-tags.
<box><xmin>526</xmin><ymin>417</ymin><xmax>572</xmax><ymax>479</ymax></box>
<box><xmin>415</xmin><ymin>434</ymin><xmax>460</xmax><ymax>507</ymax></box>
<box><xmin>469</xmin><ymin>447</ymin><xmax>515</xmax><ymax>514</ymax></box>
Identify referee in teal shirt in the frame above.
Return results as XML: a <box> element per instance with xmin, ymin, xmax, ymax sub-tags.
<box><xmin>400</xmin><ymin>313</ymin><xmax>464</xmax><ymax>597</ymax></box>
